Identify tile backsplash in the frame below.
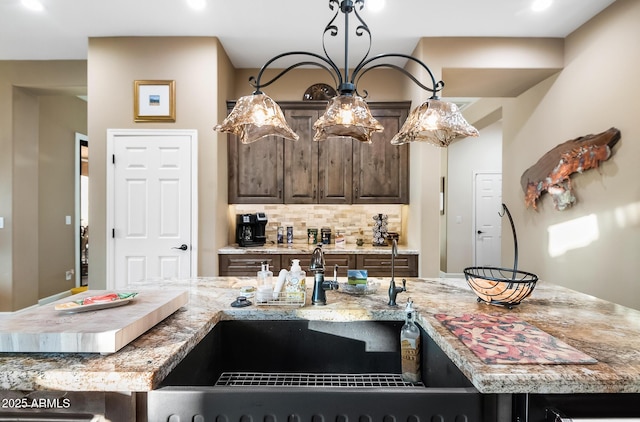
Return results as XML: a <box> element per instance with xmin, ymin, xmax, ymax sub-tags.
<box><xmin>231</xmin><ymin>204</ymin><xmax>404</xmax><ymax>246</ymax></box>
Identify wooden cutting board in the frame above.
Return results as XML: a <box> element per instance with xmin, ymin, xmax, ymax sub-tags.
<box><xmin>0</xmin><ymin>289</ymin><xmax>188</xmax><ymax>354</ymax></box>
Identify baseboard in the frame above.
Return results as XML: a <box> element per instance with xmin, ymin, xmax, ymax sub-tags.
<box><xmin>38</xmin><ymin>290</ymin><xmax>72</xmax><ymax>306</ymax></box>
<box><xmin>439</xmin><ymin>271</ymin><xmax>465</xmax><ymax>278</ymax></box>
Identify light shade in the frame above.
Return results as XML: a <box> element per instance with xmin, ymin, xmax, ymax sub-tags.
<box><xmin>214</xmin><ymin>93</ymin><xmax>299</xmax><ymax>144</ymax></box>
<box><xmin>313</xmin><ymin>95</ymin><xmax>384</xmax><ymax>143</ymax></box>
<box><xmin>390</xmin><ymin>99</ymin><xmax>479</xmax><ymax>147</ymax></box>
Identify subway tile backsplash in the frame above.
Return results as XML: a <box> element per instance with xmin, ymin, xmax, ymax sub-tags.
<box><xmin>232</xmin><ymin>204</ymin><xmax>403</xmax><ymax>246</ymax></box>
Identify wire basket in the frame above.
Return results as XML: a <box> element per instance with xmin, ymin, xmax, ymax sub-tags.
<box><xmin>464</xmin><ymin>267</ymin><xmax>538</xmax><ymax>308</ymax></box>
<box><xmin>463</xmin><ymin>204</ymin><xmax>538</xmax><ymax>308</ymax></box>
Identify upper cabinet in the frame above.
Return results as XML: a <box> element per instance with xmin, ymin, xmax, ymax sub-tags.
<box><xmin>353</xmin><ymin>105</ymin><xmax>409</xmax><ymax>204</ymax></box>
<box><xmin>228</xmin><ymin>133</ymin><xmax>284</xmax><ymax>204</ymax></box>
<box><xmin>227</xmin><ymin>101</ymin><xmax>409</xmax><ymax>204</ymax></box>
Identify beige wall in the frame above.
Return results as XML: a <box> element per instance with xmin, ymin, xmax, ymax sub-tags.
<box><xmin>38</xmin><ymin>95</ymin><xmax>87</xmax><ymax>299</ymax></box>
<box><xmin>446</xmin><ymin>120</ymin><xmax>503</xmax><ymax>273</ymax></box>
<box><xmin>0</xmin><ymin>61</ymin><xmax>86</xmax><ymax>311</ymax></box>
<box><xmin>502</xmin><ymin>0</ymin><xmax>640</xmax><ymax>309</ymax></box>
<box><xmin>87</xmin><ymin>37</ymin><xmax>226</xmax><ymax>289</ymax></box>
<box><xmin>231</xmin><ymin>68</ymin><xmax>407</xmax><ymax>101</ymax></box>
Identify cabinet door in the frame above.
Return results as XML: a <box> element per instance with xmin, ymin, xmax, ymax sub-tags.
<box><xmin>353</xmin><ymin>105</ymin><xmax>409</xmax><ymax>204</ymax></box>
<box><xmin>284</xmin><ymin>109</ymin><xmax>319</xmax><ymax>204</ymax></box>
<box><xmin>228</xmin><ymin>134</ymin><xmax>284</xmax><ymax>204</ymax></box>
<box><xmin>318</xmin><ymin>138</ymin><xmax>353</xmax><ymax>204</ymax></box>
<box><xmin>356</xmin><ymin>254</ymin><xmax>418</xmax><ymax>277</ymax></box>
<box><xmin>219</xmin><ymin>254</ymin><xmax>282</xmax><ymax>276</ymax></box>
<box><xmin>286</xmin><ymin>254</ymin><xmax>355</xmax><ymax>273</ymax></box>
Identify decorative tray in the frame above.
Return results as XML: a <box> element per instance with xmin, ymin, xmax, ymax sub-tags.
<box><xmin>54</xmin><ymin>292</ymin><xmax>138</xmax><ymax>313</ymax></box>
<box><xmin>338</xmin><ymin>280</ymin><xmax>379</xmax><ymax>295</ymax></box>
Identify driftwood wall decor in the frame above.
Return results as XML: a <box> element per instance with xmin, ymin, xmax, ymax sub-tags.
<box><xmin>521</xmin><ymin>127</ymin><xmax>621</xmax><ymax>211</ymax></box>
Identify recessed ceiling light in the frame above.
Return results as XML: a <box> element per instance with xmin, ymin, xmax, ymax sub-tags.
<box><xmin>531</xmin><ymin>0</ymin><xmax>552</xmax><ymax>12</ymax></box>
<box><xmin>22</xmin><ymin>0</ymin><xmax>44</xmax><ymax>12</ymax></box>
<box><xmin>367</xmin><ymin>0</ymin><xmax>385</xmax><ymax>13</ymax></box>
<box><xmin>186</xmin><ymin>0</ymin><xmax>206</xmax><ymax>11</ymax></box>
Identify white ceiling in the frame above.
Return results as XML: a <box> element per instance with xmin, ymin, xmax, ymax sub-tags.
<box><xmin>0</xmin><ymin>0</ymin><xmax>616</xmax><ymax>69</ymax></box>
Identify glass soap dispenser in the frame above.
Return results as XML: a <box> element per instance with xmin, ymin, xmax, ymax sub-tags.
<box><xmin>400</xmin><ymin>298</ymin><xmax>421</xmax><ymax>383</ymax></box>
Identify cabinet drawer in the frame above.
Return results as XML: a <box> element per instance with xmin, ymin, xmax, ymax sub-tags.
<box><xmin>356</xmin><ymin>254</ymin><xmax>418</xmax><ymax>277</ymax></box>
<box><xmin>219</xmin><ymin>254</ymin><xmax>282</xmax><ymax>276</ymax></box>
<box><xmin>283</xmin><ymin>254</ymin><xmax>355</xmax><ymax>273</ymax></box>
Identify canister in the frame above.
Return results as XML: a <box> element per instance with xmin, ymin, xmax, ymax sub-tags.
<box><xmin>321</xmin><ymin>227</ymin><xmax>331</xmax><ymax>244</ymax></box>
<box><xmin>277</xmin><ymin>226</ymin><xmax>284</xmax><ymax>244</ymax></box>
<box><xmin>307</xmin><ymin>228</ymin><xmax>318</xmax><ymax>245</ymax></box>
<box><xmin>286</xmin><ymin>226</ymin><xmax>294</xmax><ymax>245</ymax></box>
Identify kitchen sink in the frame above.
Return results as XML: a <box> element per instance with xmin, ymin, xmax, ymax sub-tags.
<box><xmin>148</xmin><ymin>320</ymin><xmax>493</xmax><ymax>421</ymax></box>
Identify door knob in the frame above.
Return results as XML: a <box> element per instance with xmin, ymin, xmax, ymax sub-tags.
<box><xmin>172</xmin><ymin>244</ymin><xmax>188</xmax><ymax>251</ymax></box>
<box><xmin>477</xmin><ymin>230</ymin><xmax>484</xmax><ymax>234</ymax></box>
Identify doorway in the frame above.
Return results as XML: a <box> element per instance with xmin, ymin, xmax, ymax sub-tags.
<box><xmin>473</xmin><ymin>172</ymin><xmax>502</xmax><ymax>267</ymax></box>
<box><xmin>75</xmin><ymin>132</ymin><xmax>89</xmax><ymax>287</ymax></box>
<box><xmin>106</xmin><ymin>129</ymin><xmax>198</xmax><ymax>289</ymax></box>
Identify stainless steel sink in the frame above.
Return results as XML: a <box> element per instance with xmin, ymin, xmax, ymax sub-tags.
<box><xmin>148</xmin><ymin>320</ymin><xmax>490</xmax><ymax>421</ymax></box>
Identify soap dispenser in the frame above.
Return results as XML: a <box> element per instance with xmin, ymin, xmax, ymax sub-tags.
<box><xmin>256</xmin><ymin>261</ymin><xmax>273</xmax><ymax>303</ymax></box>
<box><xmin>285</xmin><ymin>259</ymin><xmax>306</xmax><ymax>302</ymax></box>
<box><xmin>400</xmin><ymin>298</ymin><xmax>421</xmax><ymax>383</ymax></box>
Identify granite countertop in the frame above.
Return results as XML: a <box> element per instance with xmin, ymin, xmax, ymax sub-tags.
<box><xmin>218</xmin><ymin>243</ymin><xmax>419</xmax><ymax>255</ymax></box>
<box><xmin>1</xmin><ymin>277</ymin><xmax>639</xmax><ymax>395</ymax></box>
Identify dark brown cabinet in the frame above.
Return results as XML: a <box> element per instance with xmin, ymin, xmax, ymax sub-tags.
<box><xmin>227</xmin><ymin>101</ymin><xmax>409</xmax><ymax>204</ymax></box>
<box><xmin>228</xmin><ymin>134</ymin><xmax>284</xmax><ymax>204</ymax></box>
<box><xmin>219</xmin><ymin>252</ymin><xmax>417</xmax><ymax>277</ymax></box>
<box><xmin>356</xmin><ymin>254</ymin><xmax>418</xmax><ymax>277</ymax></box>
<box><xmin>283</xmin><ymin>107</ymin><xmax>353</xmax><ymax>204</ymax></box>
<box><xmin>285</xmin><ymin>254</ymin><xmax>356</xmax><ymax>273</ymax></box>
<box><xmin>353</xmin><ymin>106</ymin><xmax>409</xmax><ymax>204</ymax></box>
<box><xmin>218</xmin><ymin>254</ymin><xmax>282</xmax><ymax>276</ymax></box>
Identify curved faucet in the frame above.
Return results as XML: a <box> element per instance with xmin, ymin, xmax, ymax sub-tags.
<box><xmin>388</xmin><ymin>239</ymin><xmax>406</xmax><ymax>306</ymax></box>
<box><xmin>310</xmin><ymin>244</ymin><xmax>339</xmax><ymax>305</ymax></box>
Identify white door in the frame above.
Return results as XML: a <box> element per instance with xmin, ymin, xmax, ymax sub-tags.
<box><xmin>107</xmin><ymin>129</ymin><xmax>197</xmax><ymax>289</ymax></box>
<box><xmin>474</xmin><ymin>172</ymin><xmax>502</xmax><ymax>267</ymax></box>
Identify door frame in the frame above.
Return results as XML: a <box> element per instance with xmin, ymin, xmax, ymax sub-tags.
<box><xmin>471</xmin><ymin>171</ymin><xmax>502</xmax><ymax>267</ymax></box>
<box><xmin>74</xmin><ymin>132</ymin><xmax>88</xmax><ymax>288</ymax></box>
<box><xmin>106</xmin><ymin>129</ymin><xmax>198</xmax><ymax>289</ymax></box>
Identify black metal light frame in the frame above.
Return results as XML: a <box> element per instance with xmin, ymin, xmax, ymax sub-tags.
<box><xmin>247</xmin><ymin>0</ymin><xmax>444</xmax><ymax>100</ymax></box>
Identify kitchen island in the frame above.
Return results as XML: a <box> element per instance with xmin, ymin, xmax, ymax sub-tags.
<box><xmin>1</xmin><ymin>277</ymin><xmax>640</xmax><ymax>420</ymax></box>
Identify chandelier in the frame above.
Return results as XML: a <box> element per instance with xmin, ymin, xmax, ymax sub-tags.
<box><xmin>214</xmin><ymin>0</ymin><xmax>479</xmax><ymax>146</ymax></box>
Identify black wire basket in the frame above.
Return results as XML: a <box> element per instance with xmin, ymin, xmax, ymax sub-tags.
<box><xmin>463</xmin><ymin>204</ymin><xmax>538</xmax><ymax>308</ymax></box>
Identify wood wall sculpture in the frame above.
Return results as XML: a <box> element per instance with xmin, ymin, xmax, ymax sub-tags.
<box><xmin>521</xmin><ymin>127</ymin><xmax>621</xmax><ymax>211</ymax></box>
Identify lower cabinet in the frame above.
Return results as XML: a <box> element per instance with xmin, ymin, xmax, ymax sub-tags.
<box><xmin>356</xmin><ymin>254</ymin><xmax>418</xmax><ymax>278</ymax></box>
<box><xmin>218</xmin><ymin>254</ymin><xmax>282</xmax><ymax>276</ymax></box>
<box><xmin>219</xmin><ymin>253</ymin><xmax>417</xmax><ymax>277</ymax></box>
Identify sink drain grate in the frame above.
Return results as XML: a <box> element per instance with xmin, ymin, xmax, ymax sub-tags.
<box><xmin>215</xmin><ymin>372</ymin><xmax>423</xmax><ymax>388</ymax></box>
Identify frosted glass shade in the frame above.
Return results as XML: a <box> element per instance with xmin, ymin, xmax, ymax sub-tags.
<box><xmin>390</xmin><ymin>99</ymin><xmax>479</xmax><ymax>147</ymax></box>
<box><xmin>214</xmin><ymin>93</ymin><xmax>299</xmax><ymax>144</ymax></box>
<box><xmin>313</xmin><ymin>95</ymin><xmax>384</xmax><ymax>143</ymax></box>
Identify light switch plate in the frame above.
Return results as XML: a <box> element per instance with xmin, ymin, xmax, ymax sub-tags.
<box><xmin>0</xmin><ymin>217</ymin><xmax>4</xmax><ymax>229</ymax></box>
<box><xmin>65</xmin><ymin>215</ymin><xmax>72</xmax><ymax>225</ymax></box>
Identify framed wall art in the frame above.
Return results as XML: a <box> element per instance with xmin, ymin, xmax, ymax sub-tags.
<box><xmin>134</xmin><ymin>80</ymin><xmax>176</xmax><ymax>122</ymax></box>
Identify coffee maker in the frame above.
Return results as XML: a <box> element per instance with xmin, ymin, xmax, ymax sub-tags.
<box><xmin>235</xmin><ymin>213</ymin><xmax>268</xmax><ymax>247</ymax></box>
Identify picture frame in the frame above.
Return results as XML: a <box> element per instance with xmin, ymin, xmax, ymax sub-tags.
<box><xmin>134</xmin><ymin>80</ymin><xmax>176</xmax><ymax>122</ymax></box>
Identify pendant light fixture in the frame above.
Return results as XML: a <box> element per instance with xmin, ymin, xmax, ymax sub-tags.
<box><xmin>214</xmin><ymin>0</ymin><xmax>478</xmax><ymax>145</ymax></box>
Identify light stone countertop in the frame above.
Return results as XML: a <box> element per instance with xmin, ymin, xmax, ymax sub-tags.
<box><xmin>218</xmin><ymin>243</ymin><xmax>419</xmax><ymax>255</ymax></box>
<box><xmin>1</xmin><ymin>277</ymin><xmax>639</xmax><ymax>395</ymax></box>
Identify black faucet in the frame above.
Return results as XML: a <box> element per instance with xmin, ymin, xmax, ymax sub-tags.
<box><xmin>388</xmin><ymin>239</ymin><xmax>406</xmax><ymax>306</ymax></box>
<box><xmin>310</xmin><ymin>244</ymin><xmax>339</xmax><ymax>306</ymax></box>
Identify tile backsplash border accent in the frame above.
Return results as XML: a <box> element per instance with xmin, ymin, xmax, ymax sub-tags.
<box><xmin>231</xmin><ymin>204</ymin><xmax>404</xmax><ymax>246</ymax></box>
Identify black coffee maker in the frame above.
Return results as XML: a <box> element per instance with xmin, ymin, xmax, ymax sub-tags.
<box><xmin>235</xmin><ymin>213</ymin><xmax>268</xmax><ymax>247</ymax></box>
